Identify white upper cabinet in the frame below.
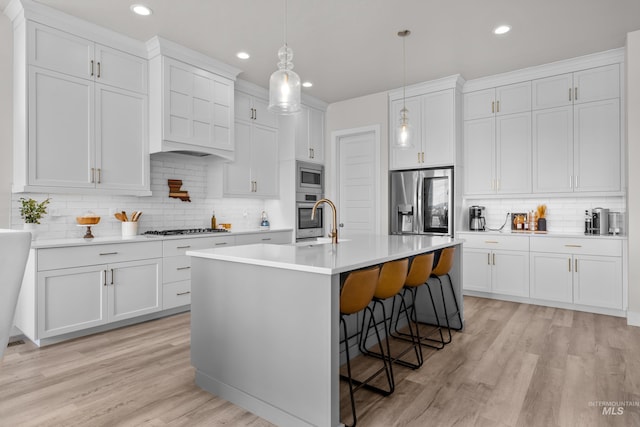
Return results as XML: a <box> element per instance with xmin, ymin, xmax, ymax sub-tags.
<box><xmin>532</xmin><ymin>64</ymin><xmax>620</xmax><ymax>110</ymax></box>
<box><xmin>29</xmin><ymin>22</ymin><xmax>147</xmax><ymax>94</ymax></box>
<box><xmin>464</xmin><ymin>81</ymin><xmax>531</xmax><ymax>120</ymax></box>
<box><xmin>295</xmin><ymin>105</ymin><xmax>325</xmax><ymax>164</ymax></box>
<box><xmin>224</xmin><ymin>89</ymin><xmax>279</xmax><ymax>198</ymax></box>
<box><xmin>15</xmin><ymin>19</ymin><xmax>150</xmax><ymax>195</ymax></box>
<box><xmin>463</xmin><ymin>81</ymin><xmax>531</xmax><ymax>195</ymax></box>
<box><xmin>389</xmin><ymin>78</ymin><xmax>461</xmax><ymax>170</ymax></box>
<box><xmin>532</xmin><ymin>64</ymin><xmax>621</xmax><ymax>193</ymax></box>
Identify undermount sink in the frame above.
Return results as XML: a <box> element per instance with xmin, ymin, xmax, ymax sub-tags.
<box><xmin>294</xmin><ymin>237</ymin><xmax>351</xmax><ymax>247</ymax></box>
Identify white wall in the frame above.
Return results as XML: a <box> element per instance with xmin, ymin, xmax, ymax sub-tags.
<box><xmin>325</xmin><ymin>91</ymin><xmax>389</xmax><ymax>234</ymax></box>
<box><xmin>626</xmin><ymin>29</ymin><xmax>640</xmax><ymax>325</ymax></box>
<box><xmin>0</xmin><ymin>13</ymin><xmax>12</xmax><ymax>228</ymax></box>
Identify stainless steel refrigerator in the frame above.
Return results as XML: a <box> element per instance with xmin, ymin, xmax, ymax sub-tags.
<box><xmin>390</xmin><ymin>167</ymin><xmax>454</xmax><ymax>236</ymax></box>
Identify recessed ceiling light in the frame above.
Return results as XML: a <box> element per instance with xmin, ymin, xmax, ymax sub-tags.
<box><xmin>493</xmin><ymin>25</ymin><xmax>511</xmax><ymax>35</ymax></box>
<box><xmin>236</xmin><ymin>52</ymin><xmax>250</xmax><ymax>60</ymax></box>
<box><xmin>302</xmin><ymin>81</ymin><xmax>313</xmax><ymax>88</ymax></box>
<box><xmin>130</xmin><ymin>4</ymin><xmax>152</xmax><ymax>16</ymax></box>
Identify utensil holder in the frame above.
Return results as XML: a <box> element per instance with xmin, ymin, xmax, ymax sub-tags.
<box><xmin>122</xmin><ymin>222</ymin><xmax>138</xmax><ymax>238</ymax></box>
<box><xmin>537</xmin><ymin>218</ymin><xmax>547</xmax><ymax>232</ymax></box>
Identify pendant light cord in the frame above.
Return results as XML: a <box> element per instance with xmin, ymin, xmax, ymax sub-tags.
<box><xmin>284</xmin><ymin>0</ymin><xmax>288</xmax><ymax>48</ymax></box>
<box><xmin>402</xmin><ymin>33</ymin><xmax>406</xmax><ymax>112</ymax></box>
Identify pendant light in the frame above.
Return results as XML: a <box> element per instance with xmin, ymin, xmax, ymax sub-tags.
<box><xmin>395</xmin><ymin>30</ymin><xmax>414</xmax><ymax>149</ymax></box>
<box><xmin>268</xmin><ymin>0</ymin><xmax>301</xmax><ymax>114</ymax></box>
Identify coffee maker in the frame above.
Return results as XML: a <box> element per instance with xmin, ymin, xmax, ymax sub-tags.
<box><xmin>469</xmin><ymin>206</ymin><xmax>486</xmax><ymax>231</ymax></box>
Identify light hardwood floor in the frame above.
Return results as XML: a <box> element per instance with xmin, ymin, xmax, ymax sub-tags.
<box><xmin>1</xmin><ymin>296</ymin><xmax>639</xmax><ymax>426</ymax></box>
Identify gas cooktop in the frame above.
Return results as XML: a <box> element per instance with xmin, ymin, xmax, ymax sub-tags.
<box><xmin>143</xmin><ymin>228</ymin><xmax>229</xmax><ymax>236</ymax></box>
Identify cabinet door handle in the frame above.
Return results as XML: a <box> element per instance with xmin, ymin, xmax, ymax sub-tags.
<box><xmin>215</xmin><ymin>242</ymin><xmax>228</xmax><ymax>246</ymax></box>
<box><xmin>496</xmin><ymin>100</ymin><xmax>500</xmax><ymax>113</ymax></box>
<box><xmin>91</xmin><ymin>167</ymin><xmax>95</xmax><ymax>183</ymax></box>
<box><xmin>254</xmin><ymin>108</ymin><xmax>257</xmax><ymax>121</ymax></box>
<box><xmin>97</xmin><ymin>168</ymin><xmax>101</xmax><ymax>184</ymax></box>
<box><xmin>569</xmin><ymin>88</ymin><xmax>572</xmax><ymax>101</ymax></box>
<box><xmin>110</xmin><ymin>268</ymin><xmax>114</xmax><ymax>285</ymax></box>
<box><xmin>254</xmin><ymin>181</ymin><xmax>258</xmax><ymax>192</ymax></box>
<box><xmin>97</xmin><ymin>62</ymin><xmax>101</xmax><ymax>78</ymax></box>
<box><xmin>176</xmin><ymin>266</ymin><xmax>191</xmax><ymax>271</ymax></box>
<box><xmin>176</xmin><ymin>245</ymin><xmax>191</xmax><ymax>249</ymax></box>
<box><xmin>417</xmin><ymin>152</ymin><xmax>421</xmax><ymax>163</ymax></box>
<box><xmin>421</xmin><ymin>152</ymin><xmax>425</xmax><ymax>163</ymax></box>
<box><xmin>487</xmin><ymin>253</ymin><xmax>491</xmax><ymax>265</ymax></box>
<box><xmin>90</xmin><ymin>60</ymin><xmax>94</xmax><ymax>77</ymax></box>
<box><xmin>575</xmin><ymin>259</ymin><xmax>578</xmax><ymax>272</ymax></box>
<box><xmin>492</xmin><ymin>253</ymin><xmax>496</xmax><ymax>265</ymax></box>
<box><xmin>574</xmin><ymin>87</ymin><xmax>578</xmax><ymax>101</ymax></box>
<box><xmin>99</xmin><ymin>252</ymin><xmax>118</xmax><ymax>256</ymax></box>
<box><xmin>568</xmin><ymin>258</ymin><xmax>572</xmax><ymax>272</ymax></box>
<box><xmin>103</xmin><ymin>270</ymin><xmax>107</xmax><ymax>286</ymax></box>
<box><xmin>496</xmin><ymin>179</ymin><xmax>500</xmax><ymax>191</ymax></box>
<box><xmin>491</xmin><ymin>101</ymin><xmax>495</xmax><ymax>114</ymax></box>
<box><xmin>569</xmin><ymin>176</ymin><xmax>573</xmax><ymax>188</ymax></box>
<box><xmin>177</xmin><ymin>291</ymin><xmax>191</xmax><ymax>296</ymax></box>
<box><xmin>575</xmin><ymin>175</ymin><xmax>578</xmax><ymax>188</ymax></box>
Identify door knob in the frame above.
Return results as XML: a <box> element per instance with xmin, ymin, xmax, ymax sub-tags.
<box><xmin>339</xmin><ymin>223</ymin><xmax>344</xmax><ymax>228</ymax></box>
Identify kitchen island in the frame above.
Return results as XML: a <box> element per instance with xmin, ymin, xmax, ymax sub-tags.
<box><xmin>187</xmin><ymin>234</ymin><xmax>464</xmax><ymax>427</ymax></box>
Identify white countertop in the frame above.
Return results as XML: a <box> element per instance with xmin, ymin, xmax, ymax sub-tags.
<box><xmin>30</xmin><ymin>228</ymin><xmax>293</xmax><ymax>249</ymax></box>
<box><xmin>187</xmin><ymin>234</ymin><xmax>463</xmax><ymax>275</ymax></box>
<box><xmin>457</xmin><ymin>230</ymin><xmax>627</xmax><ymax>240</ymax></box>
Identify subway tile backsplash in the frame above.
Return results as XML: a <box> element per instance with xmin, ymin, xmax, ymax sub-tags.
<box><xmin>11</xmin><ymin>155</ymin><xmax>267</xmax><ymax>240</ymax></box>
<box><xmin>463</xmin><ymin>196</ymin><xmax>626</xmax><ymax>234</ymax></box>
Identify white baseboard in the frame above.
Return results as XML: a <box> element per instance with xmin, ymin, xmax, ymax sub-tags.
<box><xmin>627</xmin><ymin>311</ymin><xmax>640</xmax><ymax>327</ymax></box>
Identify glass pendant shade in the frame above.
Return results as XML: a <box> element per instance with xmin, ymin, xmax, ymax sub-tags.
<box><xmin>268</xmin><ymin>45</ymin><xmax>301</xmax><ymax>114</ymax></box>
<box><xmin>395</xmin><ymin>107</ymin><xmax>414</xmax><ymax>149</ymax></box>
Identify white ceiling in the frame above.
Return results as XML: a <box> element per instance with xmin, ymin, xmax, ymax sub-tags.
<box><xmin>4</xmin><ymin>0</ymin><xmax>640</xmax><ymax>104</ymax></box>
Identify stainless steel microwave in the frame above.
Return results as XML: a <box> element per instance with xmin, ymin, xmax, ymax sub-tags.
<box><xmin>296</xmin><ymin>161</ymin><xmax>324</xmax><ymax>193</ymax></box>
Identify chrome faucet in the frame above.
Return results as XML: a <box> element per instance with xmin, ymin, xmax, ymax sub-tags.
<box><xmin>311</xmin><ymin>198</ymin><xmax>338</xmax><ymax>244</ymax></box>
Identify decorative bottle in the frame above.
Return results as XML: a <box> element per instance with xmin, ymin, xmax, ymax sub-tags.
<box><xmin>211</xmin><ymin>211</ymin><xmax>217</xmax><ymax>229</ymax></box>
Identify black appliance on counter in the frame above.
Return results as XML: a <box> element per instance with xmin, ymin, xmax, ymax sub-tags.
<box><xmin>390</xmin><ymin>167</ymin><xmax>453</xmax><ymax>236</ymax></box>
<box><xmin>469</xmin><ymin>206</ymin><xmax>486</xmax><ymax>231</ymax></box>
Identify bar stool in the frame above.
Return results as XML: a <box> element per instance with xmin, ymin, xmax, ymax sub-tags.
<box><xmin>359</xmin><ymin>258</ymin><xmax>422</xmax><ymax>372</ymax></box>
<box><xmin>426</xmin><ymin>247</ymin><xmax>462</xmax><ymax>344</ymax></box>
<box><xmin>339</xmin><ymin>265</ymin><xmax>391</xmax><ymax>427</ymax></box>
<box><xmin>391</xmin><ymin>252</ymin><xmax>446</xmax><ymax>350</ymax></box>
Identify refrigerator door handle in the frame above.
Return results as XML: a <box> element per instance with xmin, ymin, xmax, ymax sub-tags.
<box><xmin>416</xmin><ymin>172</ymin><xmax>423</xmax><ymax>234</ymax></box>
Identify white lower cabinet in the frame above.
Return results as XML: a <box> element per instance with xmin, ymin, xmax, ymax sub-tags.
<box><xmin>461</xmin><ymin>233</ymin><xmax>624</xmax><ymax>314</ymax></box>
<box><xmin>38</xmin><ymin>257</ymin><xmax>162</xmax><ymax>338</ymax></box>
<box><xmin>462</xmin><ymin>234</ymin><xmax>529</xmax><ymax>297</ymax></box>
<box><xmin>530</xmin><ymin>237</ymin><xmax>623</xmax><ymax>310</ymax></box>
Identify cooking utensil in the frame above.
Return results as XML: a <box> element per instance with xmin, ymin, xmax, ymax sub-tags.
<box><xmin>122</xmin><ymin>211</ymin><xmax>128</xmax><ymax>222</ymax></box>
<box><xmin>115</xmin><ymin>213</ymin><xmax>125</xmax><ymax>222</ymax></box>
<box><xmin>132</xmin><ymin>211</ymin><xmax>142</xmax><ymax>222</ymax></box>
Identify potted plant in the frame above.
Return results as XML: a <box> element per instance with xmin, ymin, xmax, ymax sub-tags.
<box><xmin>19</xmin><ymin>197</ymin><xmax>51</xmax><ymax>240</ymax></box>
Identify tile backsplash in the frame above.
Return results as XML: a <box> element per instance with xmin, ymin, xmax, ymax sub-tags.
<box><xmin>11</xmin><ymin>155</ymin><xmax>267</xmax><ymax>240</ymax></box>
<box><xmin>463</xmin><ymin>196</ymin><xmax>626</xmax><ymax>234</ymax></box>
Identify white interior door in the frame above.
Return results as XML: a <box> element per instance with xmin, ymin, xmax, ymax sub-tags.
<box><xmin>336</xmin><ymin>128</ymin><xmax>379</xmax><ymax>238</ymax></box>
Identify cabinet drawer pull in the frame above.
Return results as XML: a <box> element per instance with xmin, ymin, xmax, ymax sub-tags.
<box><xmin>177</xmin><ymin>291</ymin><xmax>191</xmax><ymax>296</ymax></box>
<box><xmin>261</xmin><ymin>238</ymin><xmax>272</xmax><ymax>241</ymax></box>
<box><xmin>176</xmin><ymin>266</ymin><xmax>191</xmax><ymax>271</ymax></box>
<box><xmin>564</xmin><ymin>244</ymin><xmax>582</xmax><ymax>248</ymax></box>
<box><xmin>111</xmin><ymin>268</ymin><xmax>114</xmax><ymax>285</ymax></box>
<box><xmin>99</xmin><ymin>252</ymin><xmax>118</xmax><ymax>256</ymax></box>
<box><xmin>485</xmin><ymin>240</ymin><xmax>499</xmax><ymax>244</ymax></box>
<box><xmin>176</xmin><ymin>245</ymin><xmax>191</xmax><ymax>249</ymax></box>
<box><xmin>215</xmin><ymin>242</ymin><xmax>228</xmax><ymax>246</ymax></box>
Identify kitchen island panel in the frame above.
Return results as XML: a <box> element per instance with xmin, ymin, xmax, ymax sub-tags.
<box><xmin>190</xmin><ymin>257</ymin><xmax>339</xmax><ymax>427</ymax></box>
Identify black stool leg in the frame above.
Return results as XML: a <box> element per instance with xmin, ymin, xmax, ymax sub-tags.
<box><xmin>340</xmin><ymin>316</ymin><xmax>357</xmax><ymax>427</ymax></box>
